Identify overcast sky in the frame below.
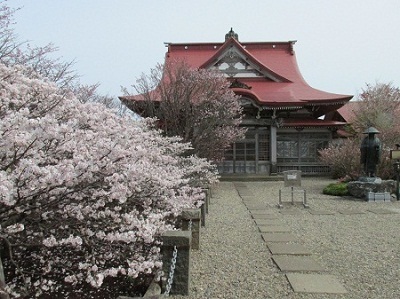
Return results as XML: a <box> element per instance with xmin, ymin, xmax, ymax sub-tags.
<box><xmin>8</xmin><ymin>0</ymin><xmax>400</xmax><ymax>100</ymax></box>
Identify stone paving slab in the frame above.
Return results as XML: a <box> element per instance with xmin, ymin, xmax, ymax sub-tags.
<box><xmin>235</xmin><ymin>186</ymin><xmax>251</xmax><ymax>190</ymax></box>
<box><xmin>262</xmin><ymin>233</ymin><xmax>298</xmax><ymax>242</ymax></box>
<box><xmin>308</xmin><ymin>210</ymin><xmax>335</xmax><ymax>215</ymax></box>
<box><xmin>338</xmin><ymin>209</ymin><xmax>366</xmax><ymax>215</ymax></box>
<box><xmin>267</xmin><ymin>243</ymin><xmax>312</xmax><ymax>255</ymax></box>
<box><xmin>249</xmin><ymin>210</ymin><xmax>276</xmax><ymax>215</ymax></box>
<box><xmin>272</xmin><ymin>255</ymin><xmax>325</xmax><ymax>272</ymax></box>
<box><xmin>259</xmin><ymin>225</ymin><xmax>292</xmax><ymax>233</ymax></box>
<box><xmin>245</xmin><ymin>203</ymin><xmax>266</xmax><ymax>206</ymax></box>
<box><xmin>233</xmin><ymin>183</ymin><xmax>247</xmax><ymax>187</ymax></box>
<box><xmin>238</xmin><ymin>190</ymin><xmax>254</xmax><ymax>198</ymax></box>
<box><xmin>247</xmin><ymin>206</ymin><xmax>269</xmax><ymax>211</ymax></box>
<box><xmin>286</xmin><ymin>273</ymin><xmax>347</xmax><ymax>294</ymax></box>
<box><xmin>241</xmin><ymin>196</ymin><xmax>258</xmax><ymax>202</ymax></box>
<box><xmin>254</xmin><ymin>219</ymin><xmax>282</xmax><ymax>226</ymax></box>
<box><xmin>368</xmin><ymin>208</ymin><xmax>399</xmax><ymax>214</ymax></box>
<box><xmin>243</xmin><ymin>203</ymin><xmax>268</xmax><ymax>210</ymax></box>
<box><xmin>244</xmin><ymin>204</ymin><xmax>261</xmax><ymax>209</ymax></box>
<box><xmin>234</xmin><ymin>186</ymin><xmax>247</xmax><ymax>190</ymax></box>
<box><xmin>252</xmin><ymin>214</ymin><xmax>279</xmax><ymax>220</ymax></box>
<box><xmin>279</xmin><ymin>209</ymin><xmax>304</xmax><ymax>215</ymax></box>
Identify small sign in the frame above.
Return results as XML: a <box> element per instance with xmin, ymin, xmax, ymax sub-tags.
<box><xmin>287</xmin><ymin>174</ymin><xmax>297</xmax><ymax>180</ymax></box>
<box><xmin>390</xmin><ymin>150</ymin><xmax>400</xmax><ymax>160</ymax></box>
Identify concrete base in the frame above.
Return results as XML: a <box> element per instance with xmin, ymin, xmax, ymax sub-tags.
<box><xmin>367</xmin><ymin>191</ymin><xmax>391</xmax><ymax>202</ymax></box>
<box><xmin>347</xmin><ymin>178</ymin><xmax>396</xmax><ymax>199</ymax></box>
<box><xmin>286</xmin><ymin>273</ymin><xmax>347</xmax><ymax>294</ymax></box>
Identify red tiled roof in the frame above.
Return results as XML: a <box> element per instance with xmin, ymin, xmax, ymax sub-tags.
<box><xmin>121</xmin><ymin>34</ymin><xmax>353</xmax><ymax>119</ymax></box>
<box><xmin>164</xmin><ymin>38</ymin><xmax>353</xmax><ymax>108</ymax></box>
<box><xmin>335</xmin><ymin>101</ymin><xmax>360</xmax><ymax>122</ymax></box>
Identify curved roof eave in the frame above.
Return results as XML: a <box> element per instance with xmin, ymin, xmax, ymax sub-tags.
<box><xmin>281</xmin><ymin>118</ymin><xmax>348</xmax><ymax>128</ymax></box>
<box><xmin>231</xmin><ymin>85</ymin><xmax>352</xmax><ymax>109</ymax></box>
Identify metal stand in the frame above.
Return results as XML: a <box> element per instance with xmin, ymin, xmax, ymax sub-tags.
<box><xmin>390</xmin><ymin>148</ymin><xmax>400</xmax><ymax>201</ymax></box>
<box><xmin>278</xmin><ymin>170</ymin><xmax>308</xmax><ymax>208</ymax></box>
<box><xmin>395</xmin><ymin>161</ymin><xmax>400</xmax><ymax>201</ymax></box>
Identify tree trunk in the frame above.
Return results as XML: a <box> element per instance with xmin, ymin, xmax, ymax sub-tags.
<box><xmin>0</xmin><ymin>256</ymin><xmax>10</xmax><ymax>299</ymax></box>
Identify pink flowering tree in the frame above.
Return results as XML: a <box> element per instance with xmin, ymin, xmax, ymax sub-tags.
<box><xmin>121</xmin><ymin>61</ymin><xmax>245</xmax><ymax>161</ymax></box>
<box><xmin>319</xmin><ymin>82</ymin><xmax>400</xmax><ymax>180</ymax></box>
<box><xmin>0</xmin><ymin>63</ymin><xmax>218</xmax><ymax>298</ymax></box>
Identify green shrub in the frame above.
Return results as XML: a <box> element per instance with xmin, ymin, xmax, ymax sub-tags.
<box><xmin>323</xmin><ymin>182</ymin><xmax>350</xmax><ymax>196</ymax></box>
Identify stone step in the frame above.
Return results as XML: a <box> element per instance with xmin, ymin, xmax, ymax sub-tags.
<box><xmin>267</xmin><ymin>243</ymin><xmax>312</xmax><ymax>255</ymax></box>
<box><xmin>272</xmin><ymin>255</ymin><xmax>325</xmax><ymax>272</ymax></box>
<box><xmin>286</xmin><ymin>273</ymin><xmax>347</xmax><ymax>294</ymax></box>
<box><xmin>261</xmin><ymin>233</ymin><xmax>298</xmax><ymax>242</ymax></box>
<box><xmin>308</xmin><ymin>209</ymin><xmax>335</xmax><ymax>215</ymax></box>
<box><xmin>252</xmin><ymin>213</ymin><xmax>279</xmax><ymax>220</ymax></box>
<box><xmin>338</xmin><ymin>209</ymin><xmax>366</xmax><ymax>215</ymax></box>
<box><xmin>368</xmin><ymin>208</ymin><xmax>398</xmax><ymax>214</ymax></box>
<box><xmin>279</xmin><ymin>209</ymin><xmax>305</xmax><ymax>215</ymax></box>
<box><xmin>254</xmin><ymin>219</ymin><xmax>282</xmax><ymax>226</ymax></box>
<box><xmin>258</xmin><ymin>225</ymin><xmax>291</xmax><ymax>233</ymax></box>
<box><xmin>249</xmin><ymin>209</ymin><xmax>275</xmax><ymax>215</ymax></box>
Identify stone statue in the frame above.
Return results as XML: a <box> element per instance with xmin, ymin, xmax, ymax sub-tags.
<box><xmin>360</xmin><ymin>127</ymin><xmax>381</xmax><ymax>177</ymax></box>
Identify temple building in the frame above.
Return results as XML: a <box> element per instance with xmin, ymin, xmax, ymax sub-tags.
<box><xmin>121</xmin><ymin>29</ymin><xmax>353</xmax><ymax>175</ymax></box>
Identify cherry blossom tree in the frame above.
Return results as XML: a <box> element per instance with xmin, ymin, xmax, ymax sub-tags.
<box><xmin>351</xmin><ymin>82</ymin><xmax>400</xmax><ymax>145</ymax></box>
<box><xmin>0</xmin><ymin>63</ymin><xmax>217</xmax><ymax>298</ymax></box>
<box><xmin>0</xmin><ymin>3</ymin><xmax>218</xmax><ymax>297</ymax></box>
<box><xmin>121</xmin><ymin>61</ymin><xmax>245</xmax><ymax>161</ymax></box>
<box><xmin>319</xmin><ymin>82</ymin><xmax>400</xmax><ymax>179</ymax></box>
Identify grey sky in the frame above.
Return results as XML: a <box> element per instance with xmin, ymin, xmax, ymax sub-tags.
<box><xmin>8</xmin><ymin>0</ymin><xmax>400</xmax><ymax>99</ymax></box>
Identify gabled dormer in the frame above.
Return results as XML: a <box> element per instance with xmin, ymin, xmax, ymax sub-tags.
<box><xmin>200</xmin><ymin>29</ymin><xmax>290</xmax><ymax>82</ymax></box>
<box><xmin>210</xmin><ymin>46</ymin><xmax>271</xmax><ymax>79</ymax></box>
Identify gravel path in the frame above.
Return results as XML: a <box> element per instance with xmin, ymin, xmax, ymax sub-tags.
<box><xmin>170</xmin><ymin>178</ymin><xmax>400</xmax><ymax>299</ymax></box>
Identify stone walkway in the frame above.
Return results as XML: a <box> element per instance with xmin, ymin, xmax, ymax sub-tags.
<box><xmin>171</xmin><ymin>179</ymin><xmax>400</xmax><ymax>299</ymax></box>
<box><xmin>234</xmin><ymin>182</ymin><xmax>348</xmax><ymax>295</ymax></box>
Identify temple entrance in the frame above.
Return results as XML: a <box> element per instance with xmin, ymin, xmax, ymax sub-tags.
<box><xmin>218</xmin><ymin>127</ymin><xmax>270</xmax><ymax>174</ymax></box>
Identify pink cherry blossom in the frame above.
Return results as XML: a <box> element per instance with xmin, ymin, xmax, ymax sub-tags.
<box><xmin>0</xmin><ymin>62</ymin><xmax>218</xmax><ymax>297</ymax></box>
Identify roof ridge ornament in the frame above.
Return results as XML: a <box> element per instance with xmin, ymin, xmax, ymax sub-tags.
<box><xmin>225</xmin><ymin>28</ymin><xmax>239</xmax><ymax>41</ymax></box>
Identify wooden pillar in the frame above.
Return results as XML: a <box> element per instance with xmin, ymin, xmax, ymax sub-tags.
<box><xmin>255</xmin><ymin>131</ymin><xmax>259</xmax><ymax>173</ymax></box>
<box><xmin>270</xmin><ymin>125</ymin><xmax>277</xmax><ymax>175</ymax></box>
